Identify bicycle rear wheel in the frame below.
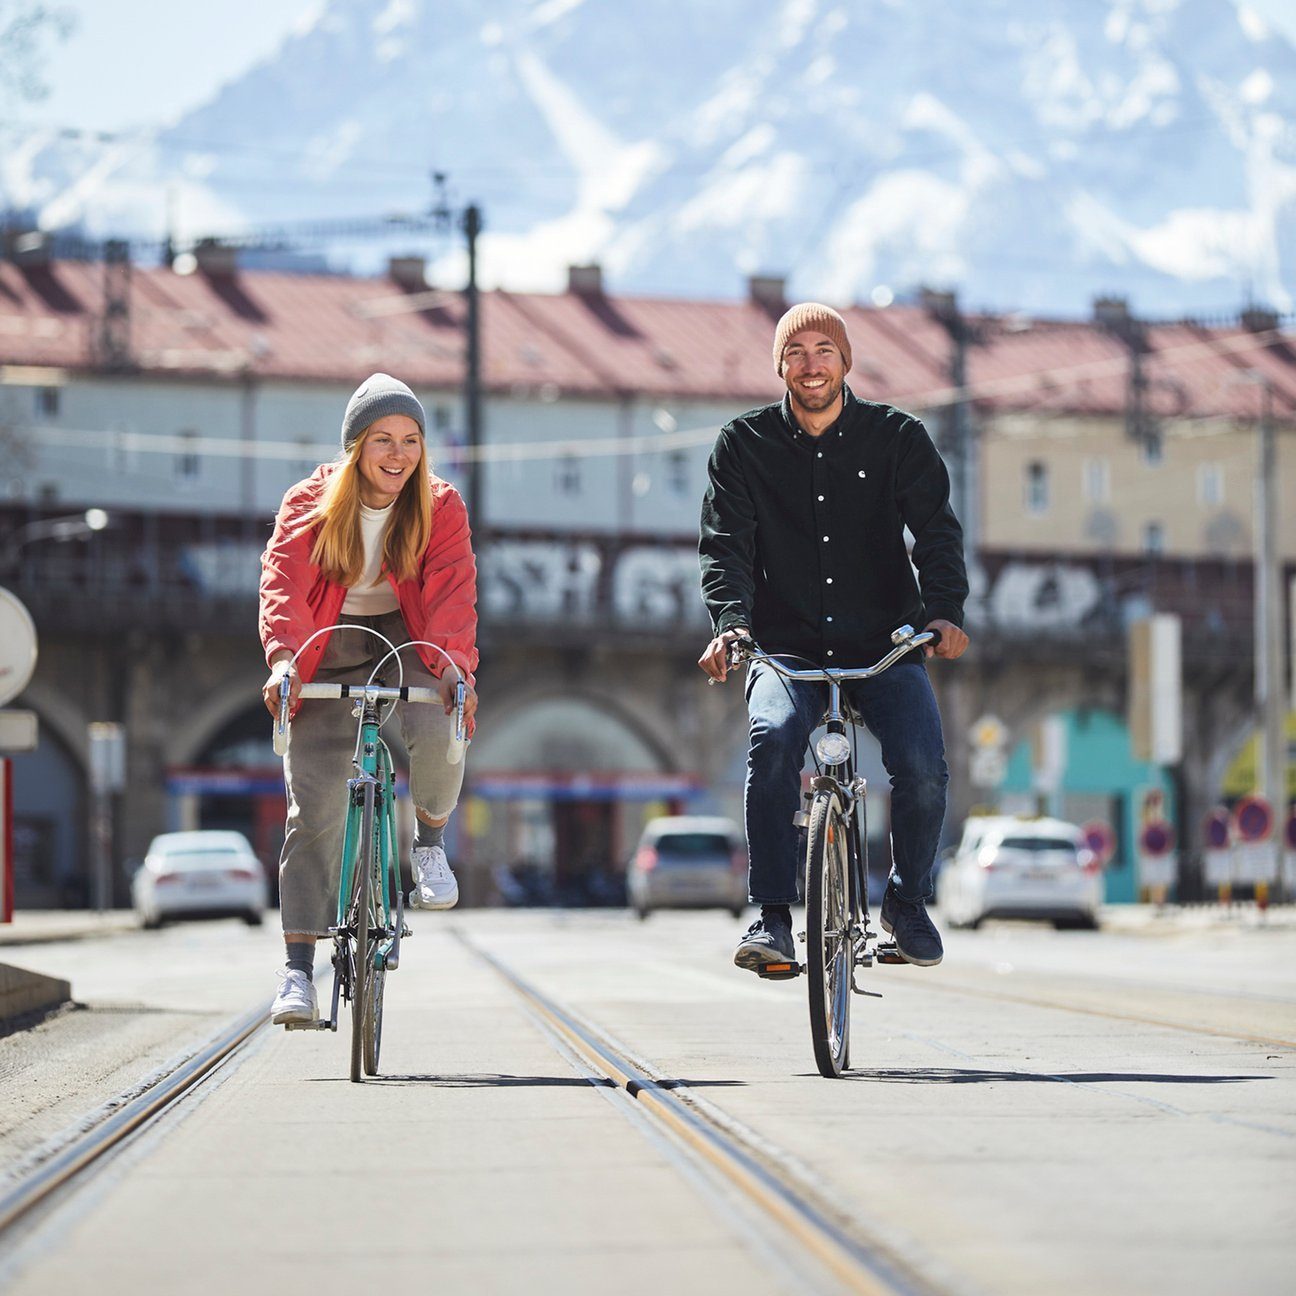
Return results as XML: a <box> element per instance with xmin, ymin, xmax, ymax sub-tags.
<box><xmin>349</xmin><ymin>782</ymin><xmax>376</xmax><ymax>1084</ymax></box>
<box><xmin>805</xmin><ymin>788</ymin><xmax>853</xmax><ymax>1078</ymax></box>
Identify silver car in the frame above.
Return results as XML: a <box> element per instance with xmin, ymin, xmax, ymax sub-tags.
<box><xmin>936</xmin><ymin>815</ymin><xmax>1102</xmax><ymax>930</ymax></box>
<box><xmin>627</xmin><ymin>816</ymin><xmax>748</xmax><ymax>919</ymax></box>
<box><xmin>131</xmin><ymin>830</ymin><xmax>269</xmax><ymax>929</ymax></box>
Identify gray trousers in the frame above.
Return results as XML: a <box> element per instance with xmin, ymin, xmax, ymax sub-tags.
<box><xmin>279</xmin><ymin>612</ymin><xmax>466</xmax><ymax>936</ymax></box>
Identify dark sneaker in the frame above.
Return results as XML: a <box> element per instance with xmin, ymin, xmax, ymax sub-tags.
<box><xmin>733</xmin><ymin>912</ymin><xmax>796</xmax><ymax>972</ymax></box>
<box><xmin>880</xmin><ymin>884</ymin><xmax>944</xmax><ymax>967</ymax></box>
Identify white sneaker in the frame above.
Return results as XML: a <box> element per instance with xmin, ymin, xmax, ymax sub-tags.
<box><xmin>271</xmin><ymin>968</ymin><xmax>318</xmax><ymax>1025</ymax></box>
<box><xmin>409</xmin><ymin>844</ymin><xmax>459</xmax><ymax>910</ymax></box>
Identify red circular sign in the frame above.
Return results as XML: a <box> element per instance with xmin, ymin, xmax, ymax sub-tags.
<box><xmin>1232</xmin><ymin>795</ymin><xmax>1273</xmax><ymax>844</ymax></box>
<box><xmin>1081</xmin><ymin>821</ymin><xmax>1116</xmax><ymax>864</ymax></box>
<box><xmin>1203</xmin><ymin>808</ymin><xmax>1230</xmax><ymax>851</ymax></box>
<box><xmin>1139</xmin><ymin>819</ymin><xmax>1174</xmax><ymax>856</ymax></box>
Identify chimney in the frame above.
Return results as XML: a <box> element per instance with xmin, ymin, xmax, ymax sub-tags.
<box><xmin>1241</xmin><ymin>304</ymin><xmax>1279</xmax><ymax>335</ymax></box>
<box><xmin>567</xmin><ymin>263</ymin><xmax>603</xmax><ymax>295</ymax></box>
<box><xmin>748</xmin><ymin>274</ymin><xmax>786</xmax><ymax>313</ymax></box>
<box><xmin>194</xmin><ymin>238</ymin><xmax>238</xmax><ymax>277</ymax></box>
<box><xmin>1092</xmin><ymin>295</ymin><xmax>1131</xmax><ymax>329</ymax></box>
<box><xmin>920</xmin><ymin>286</ymin><xmax>959</xmax><ymax>322</ymax></box>
<box><xmin>5</xmin><ymin>228</ymin><xmax>51</xmax><ymax>268</ymax></box>
<box><xmin>388</xmin><ymin>255</ymin><xmax>428</xmax><ymax>290</ymax></box>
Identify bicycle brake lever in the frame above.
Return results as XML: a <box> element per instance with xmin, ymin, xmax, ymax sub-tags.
<box><xmin>273</xmin><ymin>675</ymin><xmax>291</xmax><ymax>757</ymax></box>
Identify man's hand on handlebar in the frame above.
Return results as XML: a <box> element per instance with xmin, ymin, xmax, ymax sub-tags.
<box><xmin>262</xmin><ymin>654</ymin><xmax>301</xmax><ymax>719</ymax></box>
<box><xmin>437</xmin><ymin>672</ymin><xmax>478</xmax><ymax>722</ymax></box>
<box><xmin>699</xmin><ymin>627</ymin><xmax>751</xmax><ymax>683</ymax></box>
<box><xmin>924</xmin><ymin>619</ymin><xmax>969</xmax><ymax>660</ymax></box>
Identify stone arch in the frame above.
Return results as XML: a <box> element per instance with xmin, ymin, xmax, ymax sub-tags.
<box><xmin>165</xmin><ymin>666</ymin><xmax>269</xmax><ymax>767</ymax></box>
<box><xmin>19</xmin><ymin>679</ymin><xmax>92</xmax><ymax>774</ymax></box>
<box><xmin>470</xmin><ymin>685</ymin><xmax>674</xmax><ymax>773</ymax></box>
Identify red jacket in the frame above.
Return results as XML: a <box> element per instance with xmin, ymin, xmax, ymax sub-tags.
<box><xmin>259</xmin><ymin>463</ymin><xmax>478</xmax><ymax>687</ymax></box>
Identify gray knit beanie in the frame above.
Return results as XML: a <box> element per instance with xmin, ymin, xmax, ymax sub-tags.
<box><xmin>341</xmin><ymin>373</ymin><xmax>426</xmax><ymax>450</ymax></box>
<box><xmin>772</xmin><ymin>302</ymin><xmax>852</xmax><ymax>375</ymax></box>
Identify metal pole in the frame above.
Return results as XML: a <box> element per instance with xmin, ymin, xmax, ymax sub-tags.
<box><xmin>462</xmin><ymin>203</ymin><xmax>483</xmax><ymax>529</ymax></box>
<box><xmin>1255</xmin><ymin>377</ymin><xmax>1287</xmax><ymax>900</ymax></box>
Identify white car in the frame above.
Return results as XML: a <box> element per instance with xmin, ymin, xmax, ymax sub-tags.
<box><xmin>132</xmin><ymin>830</ymin><xmax>269</xmax><ymax>929</ymax></box>
<box><xmin>627</xmin><ymin>816</ymin><xmax>748</xmax><ymax>919</ymax></box>
<box><xmin>936</xmin><ymin>815</ymin><xmax>1102</xmax><ymax>930</ymax></box>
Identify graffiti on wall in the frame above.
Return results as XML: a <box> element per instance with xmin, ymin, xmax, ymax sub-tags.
<box><xmin>176</xmin><ymin>535</ymin><xmax>1110</xmax><ymax>634</ymax></box>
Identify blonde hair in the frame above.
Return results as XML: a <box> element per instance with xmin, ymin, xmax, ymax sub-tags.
<box><xmin>305</xmin><ymin>430</ymin><xmax>433</xmax><ymax>587</ymax></box>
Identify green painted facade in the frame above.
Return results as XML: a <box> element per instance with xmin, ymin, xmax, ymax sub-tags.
<box><xmin>997</xmin><ymin>708</ymin><xmax>1175</xmax><ymax>903</ymax></box>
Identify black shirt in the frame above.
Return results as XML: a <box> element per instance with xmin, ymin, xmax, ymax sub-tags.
<box><xmin>699</xmin><ymin>387</ymin><xmax>968</xmax><ymax>666</ymax></box>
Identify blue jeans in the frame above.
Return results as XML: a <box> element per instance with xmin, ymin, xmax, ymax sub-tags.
<box><xmin>743</xmin><ymin>660</ymin><xmax>948</xmax><ymax>905</ymax></box>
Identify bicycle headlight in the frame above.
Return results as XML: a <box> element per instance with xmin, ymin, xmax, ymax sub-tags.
<box><xmin>815</xmin><ymin>732</ymin><xmax>852</xmax><ymax>765</ymax></box>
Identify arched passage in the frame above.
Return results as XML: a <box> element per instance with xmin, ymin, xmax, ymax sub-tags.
<box><xmin>464</xmin><ymin>691</ymin><xmax>702</xmax><ymax>905</ymax></box>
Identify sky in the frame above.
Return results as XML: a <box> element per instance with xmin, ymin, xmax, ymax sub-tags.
<box><xmin>17</xmin><ymin>0</ymin><xmax>1296</xmax><ymax>137</ymax></box>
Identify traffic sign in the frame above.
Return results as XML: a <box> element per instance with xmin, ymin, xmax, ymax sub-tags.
<box><xmin>1081</xmin><ymin>821</ymin><xmax>1116</xmax><ymax>865</ymax></box>
<box><xmin>1138</xmin><ymin>819</ymin><xmax>1174</xmax><ymax>856</ymax></box>
<box><xmin>0</xmin><ymin>588</ymin><xmax>37</xmax><ymax>708</ymax></box>
<box><xmin>1203</xmin><ymin>807</ymin><xmax>1230</xmax><ymax>851</ymax></box>
<box><xmin>1232</xmin><ymin>795</ymin><xmax>1273</xmax><ymax>844</ymax></box>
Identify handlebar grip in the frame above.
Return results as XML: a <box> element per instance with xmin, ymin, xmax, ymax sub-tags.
<box><xmin>272</xmin><ymin>676</ymin><xmax>291</xmax><ymax>757</ymax></box>
<box><xmin>925</xmin><ymin>627</ymin><xmax>943</xmax><ymax>649</ymax></box>
<box><xmin>447</xmin><ymin>678</ymin><xmax>467</xmax><ymax>764</ymax></box>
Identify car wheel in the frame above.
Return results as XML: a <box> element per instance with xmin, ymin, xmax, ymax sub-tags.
<box><xmin>141</xmin><ymin>911</ymin><xmax>161</xmax><ymax>930</ymax></box>
<box><xmin>243</xmin><ymin>911</ymin><xmax>264</xmax><ymax>927</ymax></box>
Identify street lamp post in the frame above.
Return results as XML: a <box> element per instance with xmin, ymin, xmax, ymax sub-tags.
<box><xmin>0</xmin><ymin>508</ymin><xmax>110</xmax><ymax>570</ymax></box>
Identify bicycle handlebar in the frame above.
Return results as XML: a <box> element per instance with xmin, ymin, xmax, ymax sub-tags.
<box><xmin>272</xmin><ymin>678</ymin><xmax>468</xmax><ymax>761</ymax></box>
<box><xmin>725</xmin><ymin>623</ymin><xmax>938</xmax><ymax>683</ymax></box>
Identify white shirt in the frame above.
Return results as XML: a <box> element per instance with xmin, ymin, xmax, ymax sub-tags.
<box><xmin>341</xmin><ymin>502</ymin><xmax>400</xmax><ymax>614</ymax></box>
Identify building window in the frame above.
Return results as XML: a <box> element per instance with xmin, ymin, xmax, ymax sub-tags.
<box><xmin>1197</xmin><ymin>463</ymin><xmax>1223</xmax><ymax>507</ymax></box>
<box><xmin>175</xmin><ymin>430</ymin><xmax>201</xmax><ymax>486</ymax></box>
<box><xmin>1083</xmin><ymin>457</ymin><xmax>1110</xmax><ymax>504</ymax></box>
<box><xmin>1140</xmin><ymin>433</ymin><xmax>1163</xmax><ymax>466</ymax></box>
<box><xmin>555</xmin><ymin>454</ymin><xmax>580</xmax><ymax>495</ymax></box>
<box><xmin>666</xmin><ymin>451</ymin><xmax>689</xmax><ymax>496</ymax></box>
<box><xmin>35</xmin><ymin>387</ymin><xmax>60</xmax><ymax>419</ymax></box>
<box><xmin>1143</xmin><ymin>521</ymin><xmax>1164</xmax><ymax>554</ymax></box>
<box><xmin>1024</xmin><ymin>460</ymin><xmax>1049</xmax><ymax>514</ymax></box>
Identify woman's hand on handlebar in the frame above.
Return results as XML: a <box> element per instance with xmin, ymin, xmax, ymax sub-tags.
<box><xmin>699</xmin><ymin>627</ymin><xmax>750</xmax><ymax>682</ymax></box>
<box><xmin>437</xmin><ymin>672</ymin><xmax>478</xmax><ymax>722</ymax></box>
<box><xmin>924</xmin><ymin>619</ymin><xmax>969</xmax><ymax>660</ymax></box>
<box><xmin>262</xmin><ymin>654</ymin><xmax>301</xmax><ymax>718</ymax></box>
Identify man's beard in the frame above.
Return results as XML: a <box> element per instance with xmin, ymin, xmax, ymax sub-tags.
<box><xmin>789</xmin><ymin>374</ymin><xmax>843</xmax><ymax>416</ymax></box>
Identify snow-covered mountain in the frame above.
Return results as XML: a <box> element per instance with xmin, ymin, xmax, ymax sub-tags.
<box><xmin>4</xmin><ymin>0</ymin><xmax>1295</xmax><ymax>316</ymax></box>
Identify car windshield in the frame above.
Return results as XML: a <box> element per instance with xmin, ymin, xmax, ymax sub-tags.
<box><xmin>999</xmin><ymin>837</ymin><xmax>1078</xmax><ymax>856</ymax></box>
<box><xmin>654</xmin><ymin>833</ymin><xmax>731</xmax><ymax>858</ymax></box>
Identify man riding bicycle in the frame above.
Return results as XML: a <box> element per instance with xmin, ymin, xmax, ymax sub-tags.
<box><xmin>698</xmin><ymin>303</ymin><xmax>969</xmax><ymax>972</ymax></box>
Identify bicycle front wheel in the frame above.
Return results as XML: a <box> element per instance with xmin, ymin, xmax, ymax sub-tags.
<box><xmin>805</xmin><ymin>788</ymin><xmax>854</xmax><ymax>1078</ymax></box>
<box><xmin>349</xmin><ymin>782</ymin><xmax>376</xmax><ymax>1084</ymax></box>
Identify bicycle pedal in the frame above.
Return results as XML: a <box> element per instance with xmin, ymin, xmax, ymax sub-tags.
<box><xmin>755</xmin><ymin>961</ymin><xmax>804</xmax><ymax>980</ymax></box>
<box><xmin>875</xmin><ymin>943</ymin><xmax>908</xmax><ymax>965</ymax></box>
<box><xmin>282</xmin><ymin>1018</ymin><xmax>332</xmax><ymax>1031</ymax></box>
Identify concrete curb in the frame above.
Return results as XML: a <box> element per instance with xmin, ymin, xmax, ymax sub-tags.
<box><xmin>0</xmin><ymin>961</ymin><xmax>72</xmax><ymax>1029</ymax></box>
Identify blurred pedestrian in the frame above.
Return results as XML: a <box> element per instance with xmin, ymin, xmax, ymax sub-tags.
<box><xmin>259</xmin><ymin>373</ymin><xmax>478</xmax><ymax>1025</ymax></box>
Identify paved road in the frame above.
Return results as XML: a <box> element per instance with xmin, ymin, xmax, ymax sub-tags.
<box><xmin>2</xmin><ymin>910</ymin><xmax>1293</xmax><ymax>1295</ymax></box>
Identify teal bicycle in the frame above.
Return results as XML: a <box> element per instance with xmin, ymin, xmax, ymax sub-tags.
<box><xmin>273</xmin><ymin>628</ymin><xmax>466</xmax><ymax>1083</ymax></box>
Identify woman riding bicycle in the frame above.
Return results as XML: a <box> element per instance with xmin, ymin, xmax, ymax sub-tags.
<box><xmin>258</xmin><ymin>373</ymin><xmax>479</xmax><ymax>1025</ymax></box>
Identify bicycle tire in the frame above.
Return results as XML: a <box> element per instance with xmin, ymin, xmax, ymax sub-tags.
<box><xmin>363</xmin><ymin>800</ymin><xmax>394</xmax><ymax>1076</ymax></box>
<box><xmin>350</xmin><ymin>781</ymin><xmax>376</xmax><ymax>1084</ymax></box>
<box><xmin>805</xmin><ymin>788</ymin><xmax>853</xmax><ymax>1078</ymax></box>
